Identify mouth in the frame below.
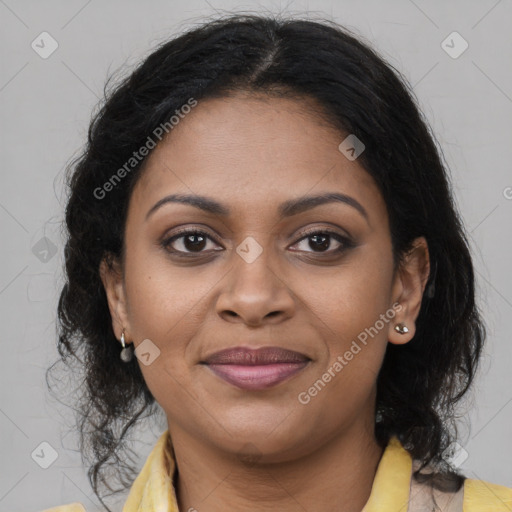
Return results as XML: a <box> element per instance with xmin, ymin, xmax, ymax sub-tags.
<box><xmin>201</xmin><ymin>346</ymin><xmax>311</xmax><ymax>391</ymax></box>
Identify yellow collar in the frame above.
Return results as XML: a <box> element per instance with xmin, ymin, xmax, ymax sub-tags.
<box><xmin>361</xmin><ymin>436</ymin><xmax>411</xmax><ymax>512</ymax></box>
<box><xmin>121</xmin><ymin>431</ymin><xmax>411</xmax><ymax>512</ymax></box>
<box><xmin>122</xmin><ymin>430</ymin><xmax>179</xmax><ymax>511</ymax></box>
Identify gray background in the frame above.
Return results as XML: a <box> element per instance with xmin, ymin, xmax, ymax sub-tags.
<box><xmin>1</xmin><ymin>0</ymin><xmax>511</xmax><ymax>511</ymax></box>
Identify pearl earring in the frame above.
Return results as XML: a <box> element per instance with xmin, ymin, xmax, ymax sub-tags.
<box><xmin>394</xmin><ymin>323</ymin><xmax>409</xmax><ymax>335</ymax></box>
<box><xmin>120</xmin><ymin>329</ymin><xmax>133</xmax><ymax>362</ymax></box>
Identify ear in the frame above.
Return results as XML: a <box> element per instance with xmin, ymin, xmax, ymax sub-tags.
<box><xmin>99</xmin><ymin>254</ymin><xmax>132</xmax><ymax>343</ymax></box>
<box><xmin>387</xmin><ymin>237</ymin><xmax>430</xmax><ymax>346</ymax></box>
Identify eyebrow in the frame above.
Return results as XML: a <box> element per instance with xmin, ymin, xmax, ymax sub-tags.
<box><xmin>145</xmin><ymin>192</ymin><xmax>369</xmax><ymax>223</ymax></box>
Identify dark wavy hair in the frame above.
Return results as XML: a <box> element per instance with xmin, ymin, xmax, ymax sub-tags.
<box><xmin>47</xmin><ymin>12</ymin><xmax>485</xmax><ymax>511</ymax></box>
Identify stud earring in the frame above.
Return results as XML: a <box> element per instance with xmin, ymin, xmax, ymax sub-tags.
<box><xmin>120</xmin><ymin>329</ymin><xmax>133</xmax><ymax>362</ymax></box>
<box><xmin>394</xmin><ymin>323</ymin><xmax>409</xmax><ymax>335</ymax></box>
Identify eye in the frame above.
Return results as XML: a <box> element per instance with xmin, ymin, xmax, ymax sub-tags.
<box><xmin>290</xmin><ymin>229</ymin><xmax>354</xmax><ymax>254</ymax></box>
<box><xmin>160</xmin><ymin>227</ymin><xmax>354</xmax><ymax>258</ymax></box>
<box><xmin>161</xmin><ymin>229</ymin><xmax>223</xmax><ymax>255</ymax></box>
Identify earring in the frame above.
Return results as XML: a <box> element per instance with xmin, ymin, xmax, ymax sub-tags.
<box><xmin>120</xmin><ymin>329</ymin><xmax>133</xmax><ymax>362</ymax></box>
<box><xmin>394</xmin><ymin>323</ymin><xmax>409</xmax><ymax>335</ymax></box>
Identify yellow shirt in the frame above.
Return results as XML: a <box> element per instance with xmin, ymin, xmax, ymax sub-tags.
<box><xmin>41</xmin><ymin>431</ymin><xmax>512</xmax><ymax>511</ymax></box>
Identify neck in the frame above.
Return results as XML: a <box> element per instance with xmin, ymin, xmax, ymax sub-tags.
<box><xmin>168</xmin><ymin>415</ymin><xmax>384</xmax><ymax>512</ymax></box>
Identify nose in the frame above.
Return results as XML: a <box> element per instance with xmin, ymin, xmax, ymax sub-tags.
<box><xmin>215</xmin><ymin>247</ymin><xmax>296</xmax><ymax>327</ymax></box>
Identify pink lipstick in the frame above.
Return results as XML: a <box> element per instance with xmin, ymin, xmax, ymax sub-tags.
<box><xmin>202</xmin><ymin>346</ymin><xmax>310</xmax><ymax>391</ymax></box>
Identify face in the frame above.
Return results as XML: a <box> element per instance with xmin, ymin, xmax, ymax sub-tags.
<box><xmin>101</xmin><ymin>92</ymin><xmax>429</xmax><ymax>462</ymax></box>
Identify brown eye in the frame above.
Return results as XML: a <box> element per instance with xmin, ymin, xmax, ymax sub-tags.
<box><xmin>162</xmin><ymin>229</ymin><xmax>222</xmax><ymax>255</ymax></box>
<box><xmin>290</xmin><ymin>229</ymin><xmax>354</xmax><ymax>254</ymax></box>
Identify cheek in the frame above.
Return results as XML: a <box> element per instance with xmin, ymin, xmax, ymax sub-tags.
<box><xmin>305</xmin><ymin>245</ymin><xmax>394</xmax><ymax>378</ymax></box>
<box><xmin>296</xmin><ymin>265</ymin><xmax>392</xmax><ymax>428</ymax></box>
<box><xmin>123</xmin><ymin>245</ymin><xmax>216</xmax><ymax>342</ymax></box>
<box><xmin>122</xmin><ymin>249</ymin><xmax>221</xmax><ymax>400</ymax></box>
<box><xmin>307</xmin><ymin>246</ymin><xmax>394</xmax><ymax>334</ymax></box>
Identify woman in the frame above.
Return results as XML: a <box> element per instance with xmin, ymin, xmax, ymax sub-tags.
<box><xmin>43</xmin><ymin>13</ymin><xmax>512</xmax><ymax>512</ymax></box>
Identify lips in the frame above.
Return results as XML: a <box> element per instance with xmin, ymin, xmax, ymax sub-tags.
<box><xmin>203</xmin><ymin>346</ymin><xmax>309</xmax><ymax>365</ymax></box>
<box><xmin>201</xmin><ymin>346</ymin><xmax>310</xmax><ymax>391</ymax></box>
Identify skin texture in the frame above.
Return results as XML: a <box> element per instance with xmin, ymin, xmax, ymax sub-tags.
<box><xmin>100</xmin><ymin>92</ymin><xmax>430</xmax><ymax>511</ymax></box>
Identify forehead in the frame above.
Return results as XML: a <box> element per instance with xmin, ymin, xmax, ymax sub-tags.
<box><xmin>130</xmin><ymin>93</ymin><xmax>386</xmax><ymax>225</ymax></box>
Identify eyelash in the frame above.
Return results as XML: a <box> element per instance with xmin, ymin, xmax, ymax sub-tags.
<box><xmin>160</xmin><ymin>227</ymin><xmax>354</xmax><ymax>258</ymax></box>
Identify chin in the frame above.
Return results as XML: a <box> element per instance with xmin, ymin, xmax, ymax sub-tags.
<box><xmin>208</xmin><ymin>412</ymin><xmax>317</xmax><ymax>461</ymax></box>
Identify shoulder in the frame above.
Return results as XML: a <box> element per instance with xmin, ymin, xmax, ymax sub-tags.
<box><xmin>463</xmin><ymin>477</ymin><xmax>512</xmax><ymax>511</ymax></box>
<box><xmin>409</xmin><ymin>457</ymin><xmax>512</xmax><ymax>512</ymax></box>
<box><xmin>39</xmin><ymin>503</ymin><xmax>86</xmax><ymax>512</ymax></box>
